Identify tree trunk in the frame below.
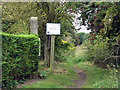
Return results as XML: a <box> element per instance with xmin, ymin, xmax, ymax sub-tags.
<box><xmin>44</xmin><ymin>35</ymin><xmax>48</xmax><ymax>67</ymax></box>
<box><xmin>44</xmin><ymin>2</ymin><xmax>56</xmax><ymax>67</ymax></box>
<box><xmin>44</xmin><ymin>31</ymin><xmax>51</xmax><ymax>67</ymax></box>
<box><xmin>47</xmin><ymin>36</ymin><xmax>51</xmax><ymax>67</ymax></box>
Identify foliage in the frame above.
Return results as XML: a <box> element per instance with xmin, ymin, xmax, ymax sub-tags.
<box><xmin>69</xmin><ymin>46</ymin><xmax>87</xmax><ymax>64</ymax></box>
<box><xmin>109</xmin><ymin>65</ymin><xmax>119</xmax><ymax>88</ymax></box>
<box><xmin>37</xmin><ymin>2</ymin><xmax>76</xmax><ymax>65</ymax></box>
<box><xmin>93</xmin><ymin>65</ymin><xmax>119</xmax><ymax>88</ymax></box>
<box><xmin>74</xmin><ymin>32</ymin><xmax>89</xmax><ymax>46</ymax></box>
<box><xmin>55</xmin><ymin>39</ymin><xmax>73</xmax><ymax>62</ymax></box>
<box><xmin>103</xmin><ymin>3</ymin><xmax>120</xmax><ymax>38</ymax></box>
<box><xmin>2</xmin><ymin>2</ymin><xmax>37</xmax><ymax>34</ymax></box>
<box><xmin>86</xmin><ymin>35</ymin><xmax>115</xmax><ymax>67</ymax></box>
<box><xmin>77</xmin><ymin>2</ymin><xmax>120</xmax><ymax>68</ymax></box>
<box><xmin>78</xmin><ymin>2</ymin><xmax>113</xmax><ymax>36</ymax></box>
<box><xmin>79</xmin><ymin>2</ymin><xmax>120</xmax><ymax>85</ymax></box>
<box><xmin>38</xmin><ymin>71</ymin><xmax>47</xmax><ymax>79</ymax></box>
<box><xmin>2</xmin><ymin>2</ymin><xmax>77</xmax><ymax>65</ymax></box>
<box><xmin>2</xmin><ymin>33</ymin><xmax>39</xmax><ymax>88</ymax></box>
<box><xmin>93</xmin><ymin>80</ymin><xmax>116</xmax><ymax>88</ymax></box>
<box><xmin>78</xmin><ymin>2</ymin><xmax>120</xmax><ymax>46</ymax></box>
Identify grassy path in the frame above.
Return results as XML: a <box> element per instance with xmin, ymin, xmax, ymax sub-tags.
<box><xmin>21</xmin><ymin>46</ymin><xmax>112</xmax><ymax>88</ymax></box>
<box><xmin>68</xmin><ymin>64</ymin><xmax>87</xmax><ymax>88</ymax></box>
<box><xmin>21</xmin><ymin>62</ymin><xmax>77</xmax><ymax>88</ymax></box>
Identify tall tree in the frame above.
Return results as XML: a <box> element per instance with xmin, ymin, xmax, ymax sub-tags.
<box><xmin>37</xmin><ymin>2</ymin><xmax>76</xmax><ymax>67</ymax></box>
<box><xmin>2</xmin><ymin>2</ymin><xmax>77</xmax><ymax>67</ymax></box>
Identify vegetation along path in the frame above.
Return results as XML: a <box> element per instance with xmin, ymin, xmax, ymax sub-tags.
<box><xmin>20</xmin><ymin>46</ymin><xmax>88</xmax><ymax>88</ymax></box>
<box><xmin>21</xmin><ymin>46</ymin><xmax>113</xmax><ymax>88</ymax></box>
<box><xmin>20</xmin><ymin>64</ymin><xmax>87</xmax><ymax>88</ymax></box>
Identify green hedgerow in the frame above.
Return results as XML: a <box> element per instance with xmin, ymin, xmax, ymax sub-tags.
<box><xmin>2</xmin><ymin>33</ymin><xmax>39</xmax><ymax>88</ymax></box>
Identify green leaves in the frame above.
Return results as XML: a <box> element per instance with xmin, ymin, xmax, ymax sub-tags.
<box><xmin>2</xmin><ymin>33</ymin><xmax>39</xmax><ymax>88</ymax></box>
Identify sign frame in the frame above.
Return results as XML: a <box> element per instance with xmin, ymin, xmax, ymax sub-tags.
<box><xmin>46</xmin><ymin>23</ymin><xmax>61</xmax><ymax>35</ymax></box>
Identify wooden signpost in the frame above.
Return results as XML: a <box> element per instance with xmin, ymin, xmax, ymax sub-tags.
<box><xmin>46</xmin><ymin>23</ymin><xmax>61</xmax><ymax>73</ymax></box>
<box><xmin>50</xmin><ymin>35</ymin><xmax>55</xmax><ymax>73</ymax></box>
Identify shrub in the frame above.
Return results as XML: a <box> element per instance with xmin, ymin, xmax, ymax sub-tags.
<box><xmin>93</xmin><ymin>65</ymin><xmax>119</xmax><ymax>88</ymax></box>
<box><xmin>93</xmin><ymin>80</ymin><xmax>115</xmax><ymax>88</ymax></box>
<box><xmin>2</xmin><ymin>33</ymin><xmax>39</xmax><ymax>88</ymax></box>
<box><xmin>38</xmin><ymin>71</ymin><xmax>47</xmax><ymax>79</ymax></box>
<box><xmin>86</xmin><ymin>35</ymin><xmax>115</xmax><ymax>67</ymax></box>
<box><xmin>55</xmin><ymin>39</ymin><xmax>70</xmax><ymax>62</ymax></box>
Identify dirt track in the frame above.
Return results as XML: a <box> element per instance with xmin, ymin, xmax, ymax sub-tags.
<box><xmin>68</xmin><ymin>65</ymin><xmax>87</xmax><ymax>88</ymax></box>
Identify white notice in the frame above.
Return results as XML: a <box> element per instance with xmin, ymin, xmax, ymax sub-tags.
<box><xmin>46</xmin><ymin>23</ymin><xmax>60</xmax><ymax>35</ymax></box>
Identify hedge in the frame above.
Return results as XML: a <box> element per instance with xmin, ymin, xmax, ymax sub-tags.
<box><xmin>2</xmin><ymin>33</ymin><xmax>39</xmax><ymax>88</ymax></box>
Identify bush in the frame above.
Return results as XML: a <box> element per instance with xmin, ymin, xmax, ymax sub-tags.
<box><xmin>38</xmin><ymin>71</ymin><xmax>47</xmax><ymax>79</ymax></box>
<box><xmin>93</xmin><ymin>65</ymin><xmax>119</xmax><ymax>88</ymax></box>
<box><xmin>2</xmin><ymin>33</ymin><xmax>39</xmax><ymax>88</ymax></box>
<box><xmin>93</xmin><ymin>80</ymin><xmax>115</xmax><ymax>88</ymax></box>
<box><xmin>86</xmin><ymin>35</ymin><xmax>114</xmax><ymax>67</ymax></box>
<box><xmin>55</xmin><ymin>39</ymin><xmax>70</xmax><ymax>62</ymax></box>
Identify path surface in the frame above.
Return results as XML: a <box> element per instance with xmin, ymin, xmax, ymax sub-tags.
<box><xmin>20</xmin><ymin>65</ymin><xmax>87</xmax><ymax>88</ymax></box>
<box><xmin>68</xmin><ymin>64</ymin><xmax>87</xmax><ymax>88</ymax></box>
<box><xmin>20</xmin><ymin>46</ymin><xmax>87</xmax><ymax>88</ymax></box>
<box><xmin>19</xmin><ymin>77</ymin><xmax>41</xmax><ymax>88</ymax></box>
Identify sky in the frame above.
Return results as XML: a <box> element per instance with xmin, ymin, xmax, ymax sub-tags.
<box><xmin>77</xmin><ymin>25</ymin><xmax>91</xmax><ymax>33</ymax></box>
<box><xmin>72</xmin><ymin>13</ymin><xmax>91</xmax><ymax>33</ymax></box>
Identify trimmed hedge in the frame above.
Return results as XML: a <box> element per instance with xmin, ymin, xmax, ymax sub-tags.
<box><xmin>2</xmin><ymin>33</ymin><xmax>39</xmax><ymax>88</ymax></box>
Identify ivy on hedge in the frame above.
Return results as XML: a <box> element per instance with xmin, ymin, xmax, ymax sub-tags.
<box><xmin>2</xmin><ymin>33</ymin><xmax>39</xmax><ymax>88</ymax></box>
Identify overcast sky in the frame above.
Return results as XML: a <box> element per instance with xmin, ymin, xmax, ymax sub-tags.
<box><xmin>72</xmin><ymin>13</ymin><xmax>91</xmax><ymax>33</ymax></box>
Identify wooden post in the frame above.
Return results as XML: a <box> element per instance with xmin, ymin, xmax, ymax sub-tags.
<box><xmin>46</xmin><ymin>23</ymin><xmax>60</xmax><ymax>73</ymax></box>
<box><xmin>50</xmin><ymin>35</ymin><xmax>55</xmax><ymax>73</ymax></box>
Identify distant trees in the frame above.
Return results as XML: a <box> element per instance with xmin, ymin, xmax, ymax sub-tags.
<box><xmin>73</xmin><ymin>32</ymin><xmax>89</xmax><ymax>46</ymax></box>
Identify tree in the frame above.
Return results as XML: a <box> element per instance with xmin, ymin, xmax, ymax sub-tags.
<box><xmin>77</xmin><ymin>2</ymin><xmax>120</xmax><ymax>66</ymax></box>
<box><xmin>2</xmin><ymin>2</ymin><xmax>77</xmax><ymax>67</ymax></box>
<box><xmin>77</xmin><ymin>2</ymin><xmax>120</xmax><ymax>39</ymax></box>
<box><xmin>37</xmin><ymin>2</ymin><xmax>78</xmax><ymax>67</ymax></box>
<box><xmin>2</xmin><ymin>2</ymin><xmax>38</xmax><ymax>34</ymax></box>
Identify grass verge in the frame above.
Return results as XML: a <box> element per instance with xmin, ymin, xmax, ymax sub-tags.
<box><xmin>22</xmin><ymin>62</ymin><xmax>77</xmax><ymax>88</ymax></box>
<box><xmin>75</xmin><ymin>46</ymin><xmax>118</xmax><ymax>88</ymax></box>
<box><xmin>22</xmin><ymin>46</ymin><xmax>118</xmax><ymax>88</ymax></box>
<box><xmin>76</xmin><ymin>61</ymin><xmax>111</xmax><ymax>88</ymax></box>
